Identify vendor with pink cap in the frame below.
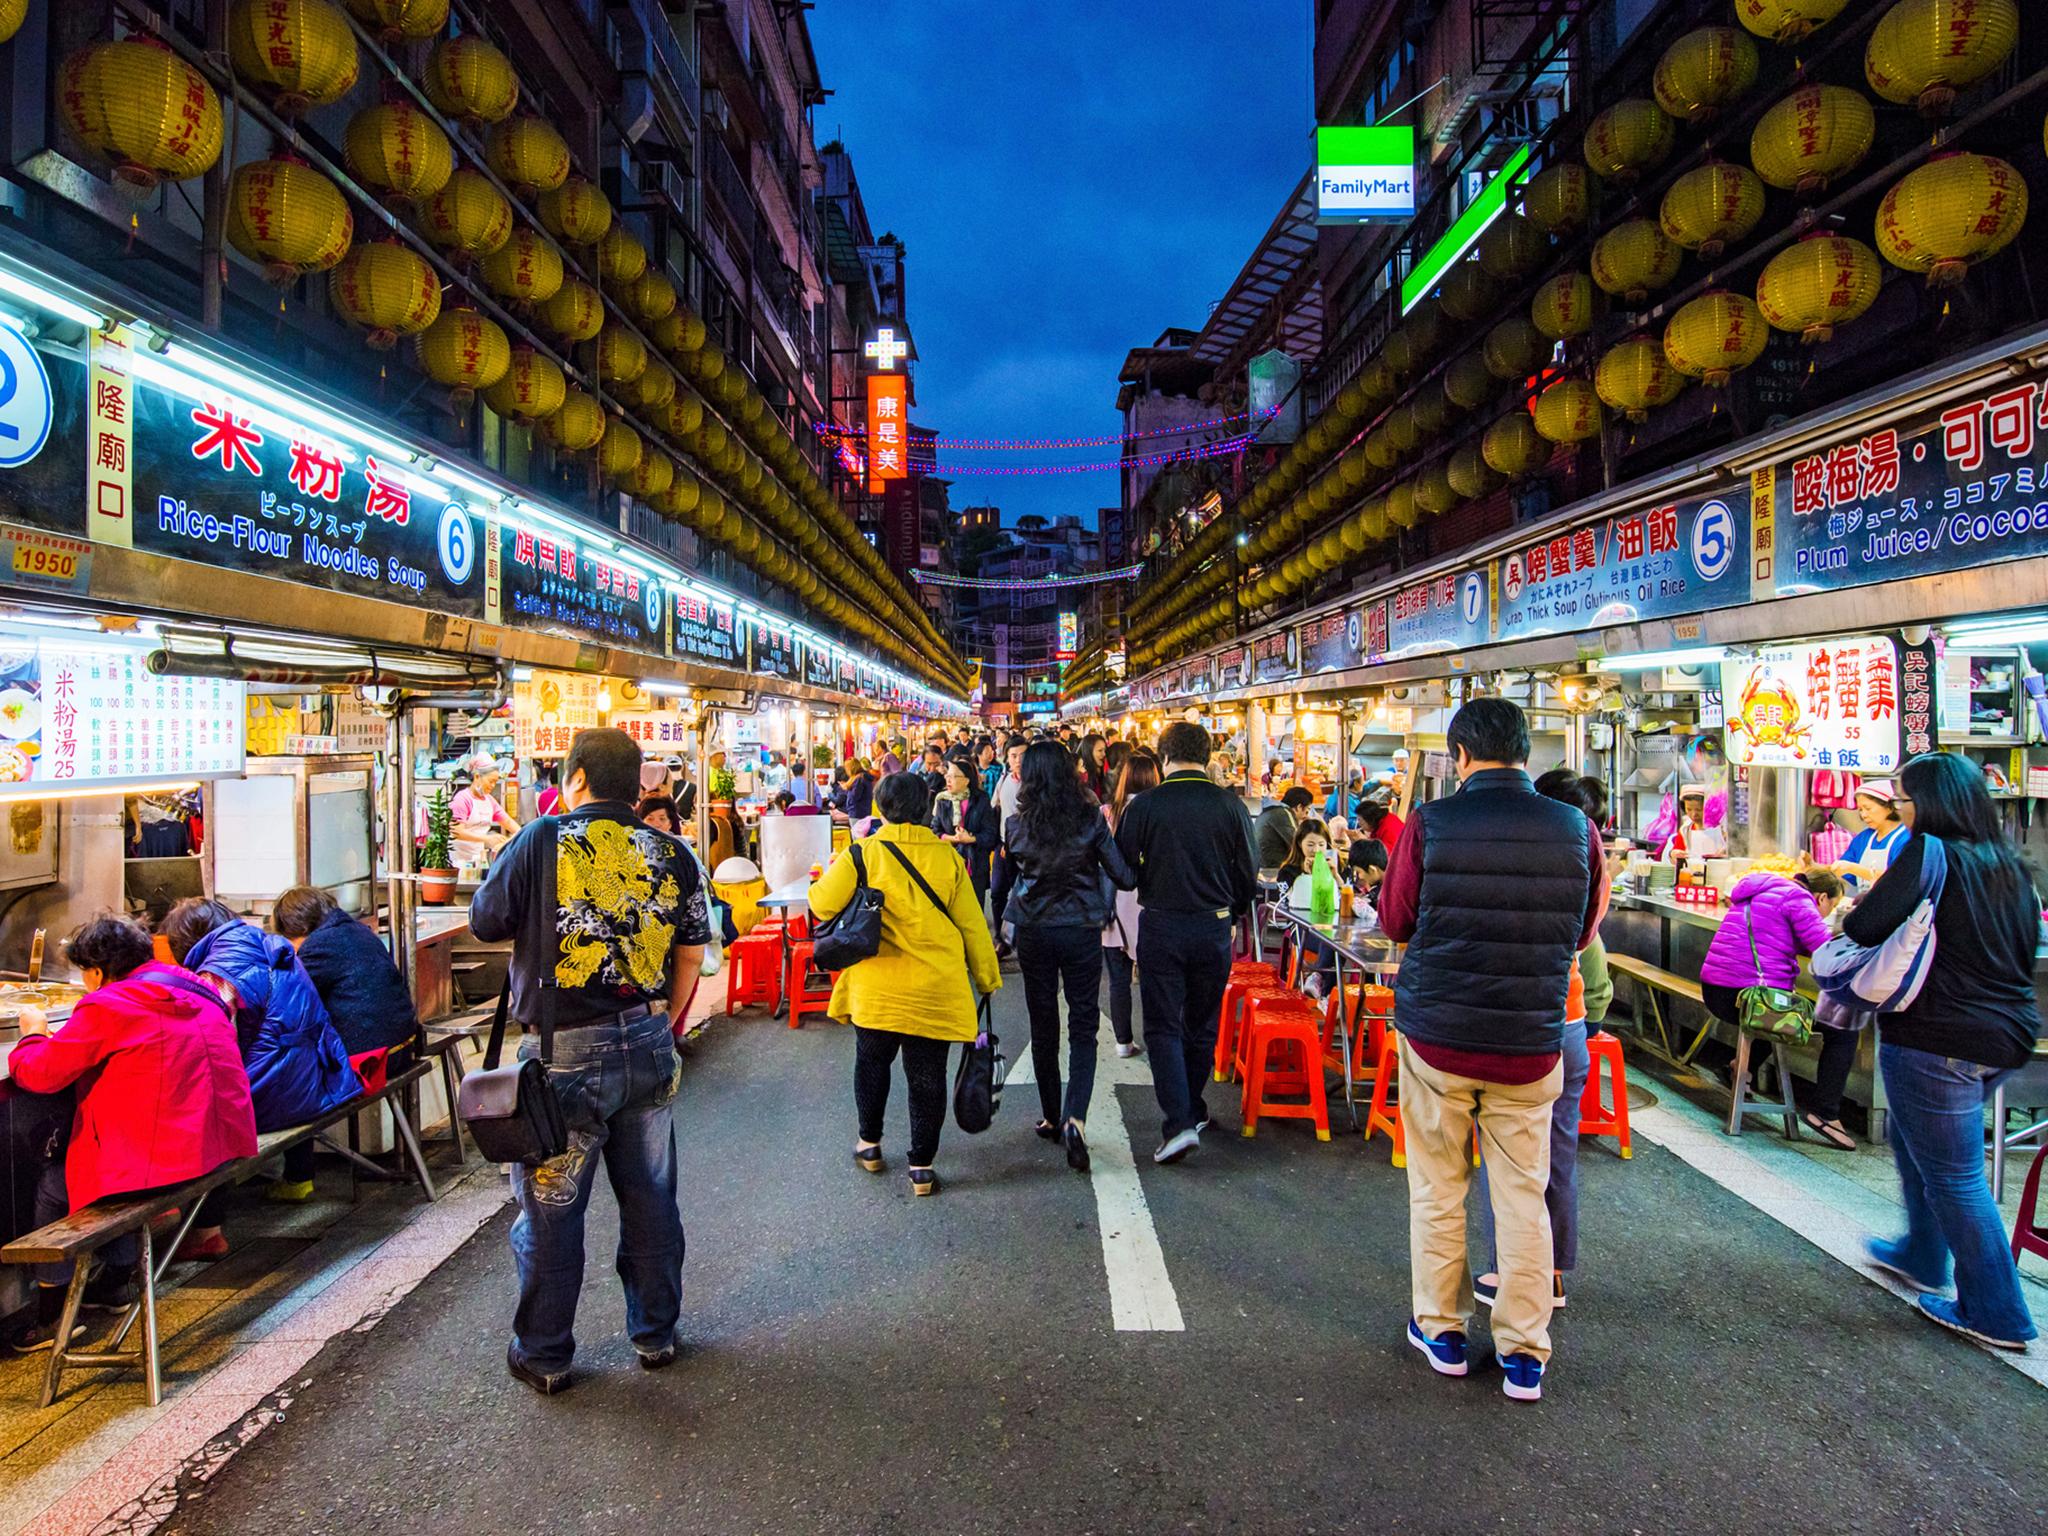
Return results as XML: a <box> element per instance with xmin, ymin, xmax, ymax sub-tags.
<box><xmin>1830</xmin><ymin>780</ymin><xmax>1909</xmax><ymax>891</ymax></box>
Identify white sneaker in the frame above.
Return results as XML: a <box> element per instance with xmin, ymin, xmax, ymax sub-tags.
<box><xmin>1153</xmin><ymin>1127</ymin><xmax>1200</xmax><ymax>1164</ymax></box>
<box><xmin>1115</xmin><ymin>1043</ymin><xmax>1140</xmax><ymax>1058</ymax></box>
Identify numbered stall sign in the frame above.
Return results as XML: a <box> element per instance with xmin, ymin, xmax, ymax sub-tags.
<box><xmin>0</xmin><ymin>320</ymin><xmax>55</xmax><ymax>470</ymax></box>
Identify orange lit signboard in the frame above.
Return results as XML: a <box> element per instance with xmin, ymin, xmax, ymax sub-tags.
<box><xmin>865</xmin><ymin>373</ymin><xmax>908</xmax><ymax>493</ymax></box>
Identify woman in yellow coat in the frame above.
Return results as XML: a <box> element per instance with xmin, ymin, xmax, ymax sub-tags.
<box><xmin>809</xmin><ymin>772</ymin><xmax>1002</xmax><ymax>1196</ymax></box>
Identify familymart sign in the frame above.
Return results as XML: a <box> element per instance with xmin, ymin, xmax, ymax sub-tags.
<box><xmin>1315</xmin><ymin>126</ymin><xmax>1416</xmax><ymax>222</ymax></box>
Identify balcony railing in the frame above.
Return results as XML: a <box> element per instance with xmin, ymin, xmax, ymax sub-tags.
<box><xmin>703</xmin><ymin>132</ymin><xmax>756</xmax><ymax>251</ymax></box>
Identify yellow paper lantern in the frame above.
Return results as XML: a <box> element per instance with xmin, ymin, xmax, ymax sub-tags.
<box><xmin>1444</xmin><ymin>351</ymin><xmax>1497</xmax><ymax>412</ymax></box>
<box><xmin>1447</xmin><ymin>444</ymin><xmax>1502</xmax><ymax>500</ymax></box>
<box><xmin>1356</xmin><ymin>358</ymin><xmax>1397</xmax><ymax>407</ymax></box>
<box><xmin>1591</xmin><ymin>219</ymin><xmax>1683</xmax><ymax>304</ymax></box>
<box><xmin>1383</xmin><ymin>480</ymin><xmax>1419</xmax><ymax>530</ymax></box>
<box><xmin>328</xmin><ymin>241</ymin><xmax>440</xmax><ymax>349</ymax></box>
<box><xmin>1756</xmin><ymin>232</ymin><xmax>1883</xmax><ymax>343</ymax></box>
<box><xmin>626</xmin><ymin>450</ymin><xmax>675</xmax><ymax>500</ymax></box>
<box><xmin>1664</xmin><ymin>290</ymin><xmax>1768</xmax><ymax>386</ymax></box>
<box><xmin>1363</xmin><ymin>425</ymin><xmax>1404</xmax><ymax>471</ymax></box>
<box><xmin>1521</xmin><ymin>161</ymin><xmax>1591</xmax><ymax>236</ymax></box>
<box><xmin>1415</xmin><ymin>464</ymin><xmax>1460</xmax><ymax>516</ymax></box>
<box><xmin>345</xmin><ymin>0</ymin><xmax>448</xmax><ymax>43</ymax></box>
<box><xmin>424</xmin><ymin>34</ymin><xmax>518</xmax><ymax>124</ymax></box>
<box><xmin>1483</xmin><ymin>411</ymin><xmax>1549</xmax><ymax>476</ymax></box>
<box><xmin>1384</xmin><ymin>403</ymin><xmax>1421</xmax><ymax>456</ymax></box>
<box><xmin>1867</xmin><ymin>0</ymin><xmax>2018</xmax><ymax>115</ymax></box>
<box><xmin>477</xmin><ymin>224</ymin><xmax>563</xmax><ymax>306</ymax></box>
<box><xmin>659</xmin><ymin>390</ymin><xmax>705</xmax><ymax>438</ymax></box>
<box><xmin>1476</xmin><ymin>212</ymin><xmax>1549</xmax><ymax>282</ymax></box>
<box><xmin>0</xmin><ymin>0</ymin><xmax>25</xmax><ymax>42</ymax></box>
<box><xmin>598</xmin><ymin>227</ymin><xmax>649</xmax><ymax>287</ymax></box>
<box><xmin>1341</xmin><ymin>507</ymin><xmax>1374</xmax><ymax>555</ymax></box>
<box><xmin>343</xmin><ymin>101</ymin><xmax>453</xmax><ymax>207</ymax></box>
<box><xmin>1733</xmin><ymin>0</ymin><xmax>1846</xmax><ymax>44</ymax></box>
<box><xmin>591</xmin><ymin>323</ymin><xmax>648</xmax><ymax>388</ymax></box>
<box><xmin>630</xmin><ymin>362</ymin><xmax>678</xmax><ymax>410</ymax></box>
<box><xmin>1751</xmin><ymin>85</ymin><xmax>1875</xmax><ymax>195</ymax></box>
<box><xmin>1483</xmin><ymin>316</ymin><xmax>1546</xmax><ymax>380</ymax></box>
<box><xmin>1653</xmin><ymin>27</ymin><xmax>1758</xmax><ymax>123</ymax></box>
<box><xmin>537</xmin><ymin>278</ymin><xmax>603</xmax><ymax>343</ymax></box>
<box><xmin>1339</xmin><ymin>446</ymin><xmax>1373</xmax><ymax>490</ymax></box>
<box><xmin>486</xmin><ymin>117</ymin><xmax>571</xmax><ymax>194</ymax></box>
<box><xmin>1532</xmin><ymin>378</ymin><xmax>1603</xmax><ymax>444</ymax></box>
<box><xmin>629</xmin><ymin>270</ymin><xmax>679</xmax><ymax>324</ymax></box>
<box><xmin>1531</xmin><ymin>272</ymin><xmax>1595</xmax><ymax>341</ymax></box>
<box><xmin>1382</xmin><ymin>301</ymin><xmax>1444</xmax><ymax>376</ymax></box>
<box><xmin>542</xmin><ymin>391</ymin><xmax>606</xmax><ymax>453</ymax></box>
<box><xmin>1434</xmin><ymin>260</ymin><xmax>1497</xmax><ymax>323</ymax></box>
<box><xmin>226</xmin><ymin>156</ymin><xmax>352</xmax><ymax>284</ymax></box>
<box><xmin>414</xmin><ymin>307</ymin><xmax>510</xmax><ymax>400</ymax></box>
<box><xmin>1594</xmin><ymin>338</ymin><xmax>1687</xmax><ymax>419</ymax></box>
<box><xmin>1583</xmin><ymin>100</ymin><xmax>1674</xmax><ymax>184</ymax></box>
<box><xmin>655</xmin><ymin>306</ymin><xmax>706</xmax><ymax>354</ymax></box>
<box><xmin>421</xmin><ymin>170</ymin><xmax>512</xmax><ymax>264</ymax></box>
<box><xmin>58</xmin><ymin>38</ymin><xmax>225</xmax><ymax>195</ymax></box>
<box><xmin>1875</xmin><ymin>153</ymin><xmax>2029</xmax><ymax>286</ymax></box>
<box><xmin>1660</xmin><ymin>162</ymin><xmax>1766</xmax><ymax>261</ymax></box>
<box><xmin>483</xmin><ymin>346</ymin><xmax>566</xmax><ymax>421</ymax></box>
<box><xmin>228</xmin><ymin>0</ymin><xmax>357</xmax><ymax>118</ymax></box>
<box><xmin>658</xmin><ymin>466</ymin><xmax>703</xmax><ymax>519</ymax></box>
<box><xmin>538</xmin><ymin>176</ymin><xmax>612</xmax><ymax>246</ymax></box>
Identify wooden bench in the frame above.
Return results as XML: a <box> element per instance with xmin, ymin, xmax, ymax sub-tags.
<box><xmin>2</xmin><ymin>1060</ymin><xmax>437</xmax><ymax>1408</ymax></box>
<box><xmin>1607</xmin><ymin>954</ymin><xmax>1713</xmax><ymax>1066</ymax></box>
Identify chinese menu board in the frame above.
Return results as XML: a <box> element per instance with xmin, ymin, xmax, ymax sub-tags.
<box><xmin>612</xmin><ymin>710</ymin><xmax>692</xmax><ymax>755</ymax></box>
<box><xmin>1213</xmin><ymin>644</ymin><xmax>1249</xmax><ymax>691</ymax></box>
<box><xmin>673</xmin><ymin>588</ymin><xmax>744</xmax><ymax>670</ymax></box>
<box><xmin>1251</xmin><ymin>628</ymin><xmax>1297</xmax><ymax>684</ymax></box>
<box><xmin>1773</xmin><ymin>371</ymin><xmax>2048</xmax><ymax>595</ymax></box>
<box><xmin>0</xmin><ymin>639</ymin><xmax>244</xmax><ymax>789</ymax></box>
<box><xmin>499</xmin><ymin>524</ymin><xmax>666</xmax><ymax>653</ymax></box>
<box><xmin>1898</xmin><ymin>633</ymin><xmax>1938</xmax><ymax>758</ymax></box>
<box><xmin>1722</xmin><ymin>636</ymin><xmax>1901</xmax><ymax>773</ymax></box>
<box><xmin>803</xmin><ymin>640</ymin><xmax>835</xmax><ymax>689</ymax></box>
<box><xmin>1385</xmin><ymin>568</ymin><xmax>1491</xmax><ymax>660</ymax></box>
<box><xmin>513</xmin><ymin>668</ymin><xmax>604</xmax><ymax>759</ymax></box>
<box><xmin>1297</xmin><ymin>610</ymin><xmax>1361</xmax><ymax>676</ymax></box>
<box><xmin>753</xmin><ymin>623</ymin><xmax>800</xmax><ymax>683</ymax></box>
<box><xmin>1496</xmin><ymin>494</ymin><xmax>1746</xmax><ymax>642</ymax></box>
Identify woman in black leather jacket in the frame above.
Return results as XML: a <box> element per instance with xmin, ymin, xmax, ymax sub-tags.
<box><xmin>1002</xmin><ymin>741</ymin><xmax>1136</xmax><ymax>1172</ymax></box>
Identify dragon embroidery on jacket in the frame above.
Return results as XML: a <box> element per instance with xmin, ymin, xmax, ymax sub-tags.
<box><xmin>555</xmin><ymin>818</ymin><xmax>683</xmax><ymax>991</ymax></box>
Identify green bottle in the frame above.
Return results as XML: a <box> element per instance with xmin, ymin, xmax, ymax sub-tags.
<box><xmin>1310</xmin><ymin>848</ymin><xmax>1338</xmax><ymax>925</ymax></box>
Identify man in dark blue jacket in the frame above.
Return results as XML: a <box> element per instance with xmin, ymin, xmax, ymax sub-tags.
<box><xmin>1376</xmin><ymin>698</ymin><xmax>1605</xmax><ymax>1404</ymax></box>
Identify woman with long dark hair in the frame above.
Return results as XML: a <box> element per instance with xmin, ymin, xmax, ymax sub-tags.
<box><xmin>1101</xmin><ymin>748</ymin><xmax>1161</xmax><ymax>1058</ymax></box>
<box><xmin>1080</xmin><ymin>733</ymin><xmax>1109</xmax><ymax>801</ymax></box>
<box><xmin>1003</xmin><ymin>741</ymin><xmax>1136</xmax><ymax>1170</ymax></box>
<box><xmin>1847</xmin><ymin>752</ymin><xmax>2040</xmax><ymax>1349</ymax></box>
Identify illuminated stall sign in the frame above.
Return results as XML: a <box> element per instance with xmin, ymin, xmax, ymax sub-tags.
<box><xmin>0</xmin><ymin>639</ymin><xmax>244</xmax><ymax>789</ymax></box>
<box><xmin>1298</xmin><ymin>608</ymin><xmax>1363</xmax><ymax>675</ymax></box>
<box><xmin>857</xmin><ymin>662</ymin><xmax>882</xmax><ymax>700</ymax></box>
<box><xmin>1386</xmin><ymin>568</ymin><xmax>1491</xmax><ymax>660</ymax></box>
<box><xmin>1723</xmin><ymin>636</ymin><xmax>1901</xmax><ymax>773</ymax></box>
<box><xmin>1315</xmin><ymin>125</ymin><xmax>1416</xmax><ymax>223</ymax></box>
<box><xmin>615</xmin><ymin>709</ymin><xmax>692</xmax><ymax>754</ymax></box>
<box><xmin>753</xmin><ymin>622</ymin><xmax>800</xmax><ymax>682</ymax></box>
<box><xmin>1496</xmin><ymin>494</ymin><xmax>1746</xmax><ymax>644</ymax></box>
<box><xmin>512</xmin><ymin>668</ymin><xmax>603</xmax><ymax>759</ymax></box>
<box><xmin>804</xmin><ymin>643</ymin><xmax>835</xmax><ymax>689</ymax></box>
<box><xmin>500</xmin><ymin>524</ymin><xmax>665</xmax><ymax>652</ymax></box>
<box><xmin>1252</xmin><ymin>628</ymin><xmax>1298</xmax><ymax>684</ymax></box>
<box><xmin>1772</xmin><ymin>372</ymin><xmax>2048</xmax><ymax>594</ymax></box>
<box><xmin>672</xmin><ymin>587</ymin><xmax>745</xmax><ymax>670</ymax></box>
<box><xmin>1180</xmin><ymin>657</ymin><xmax>1212</xmax><ymax>697</ymax></box>
<box><xmin>1213</xmin><ymin>644</ymin><xmax>1249</xmax><ymax>692</ymax></box>
<box><xmin>837</xmin><ymin>655</ymin><xmax>859</xmax><ymax>695</ymax></box>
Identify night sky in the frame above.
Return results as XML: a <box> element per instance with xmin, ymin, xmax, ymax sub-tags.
<box><xmin>807</xmin><ymin>2</ymin><xmax>1311</xmax><ymax>530</ymax></box>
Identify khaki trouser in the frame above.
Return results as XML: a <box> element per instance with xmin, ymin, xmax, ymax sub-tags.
<box><xmin>1398</xmin><ymin>1038</ymin><xmax>1564</xmax><ymax>1364</ymax></box>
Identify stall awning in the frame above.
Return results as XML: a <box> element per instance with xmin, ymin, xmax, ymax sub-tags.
<box><xmin>149</xmin><ymin>626</ymin><xmax>503</xmax><ymax>691</ymax></box>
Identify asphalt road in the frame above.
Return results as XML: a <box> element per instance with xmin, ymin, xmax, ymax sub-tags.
<box><xmin>161</xmin><ymin>985</ymin><xmax>2048</xmax><ymax>1536</ymax></box>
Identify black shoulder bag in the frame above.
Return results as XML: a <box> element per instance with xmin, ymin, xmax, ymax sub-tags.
<box><xmin>457</xmin><ymin>820</ymin><xmax>569</xmax><ymax>1165</ymax></box>
<box><xmin>812</xmin><ymin>842</ymin><xmax>884</xmax><ymax>970</ymax></box>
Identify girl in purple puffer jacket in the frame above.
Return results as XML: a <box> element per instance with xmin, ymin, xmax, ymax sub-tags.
<box><xmin>1700</xmin><ymin>869</ymin><xmax>1851</xmax><ymax>1145</ymax></box>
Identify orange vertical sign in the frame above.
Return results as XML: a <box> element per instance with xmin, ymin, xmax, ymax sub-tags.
<box><xmin>865</xmin><ymin>373</ymin><xmax>908</xmax><ymax>493</ymax></box>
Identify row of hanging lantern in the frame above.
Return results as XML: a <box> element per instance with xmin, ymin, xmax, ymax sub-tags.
<box><xmin>1133</xmin><ymin>0</ymin><xmax>2032</xmax><ymax>665</ymax></box>
<box><xmin>45</xmin><ymin>0</ymin><xmax>961</xmax><ymax>689</ymax></box>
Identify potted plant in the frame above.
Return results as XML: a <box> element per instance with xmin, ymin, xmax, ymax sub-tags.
<box><xmin>710</xmin><ymin>763</ymin><xmax>737</xmax><ymax>806</ymax></box>
<box><xmin>811</xmin><ymin>744</ymin><xmax>833</xmax><ymax>771</ymax></box>
<box><xmin>418</xmin><ymin>786</ymin><xmax>457</xmax><ymax>905</ymax></box>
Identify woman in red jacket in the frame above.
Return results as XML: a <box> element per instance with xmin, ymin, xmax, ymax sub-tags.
<box><xmin>5</xmin><ymin>916</ymin><xmax>257</xmax><ymax>1351</ymax></box>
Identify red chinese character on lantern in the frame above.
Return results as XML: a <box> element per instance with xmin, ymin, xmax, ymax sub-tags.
<box><xmin>1984</xmin><ymin>384</ymin><xmax>2036</xmax><ymax>461</ymax></box>
<box><xmin>190</xmin><ymin>402</ymin><xmax>265</xmax><ymax>476</ymax></box>
<box><xmin>1941</xmin><ymin>402</ymin><xmax>1984</xmax><ymax>471</ymax></box>
<box><xmin>1615</xmin><ymin>514</ymin><xmax>1645</xmax><ymax>561</ymax></box>
<box><xmin>1806</xmin><ymin>647</ymin><xmax>1833</xmax><ymax>720</ymax></box>
<box><xmin>1825</xmin><ymin>444</ymin><xmax>1861</xmax><ymax>507</ymax></box>
<box><xmin>1790</xmin><ymin>453</ymin><xmax>1828</xmax><ymax>516</ymax></box>
<box><xmin>363</xmin><ymin>457</ymin><xmax>412</xmax><ymax>525</ymax></box>
<box><xmin>1859</xmin><ymin>430</ymin><xmax>1901</xmax><ymax>500</ymax></box>
<box><xmin>1648</xmin><ymin>505</ymin><xmax>1678</xmax><ymax>556</ymax></box>
<box><xmin>1572</xmin><ymin>526</ymin><xmax>1597</xmax><ymax>571</ymax></box>
<box><xmin>287</xmin><ymin>440</ymin><xmax>344</xmax><ymax>502</ymax></box>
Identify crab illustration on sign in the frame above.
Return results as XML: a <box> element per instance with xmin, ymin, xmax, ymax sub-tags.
<box><xmin>1728</xmin><ymin>667</ymin><xmax>1810</xmax><ymax>761</ymax></box>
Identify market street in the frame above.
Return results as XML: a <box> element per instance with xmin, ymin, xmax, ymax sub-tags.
<box><xmin>154</xmin><ymin>990</ymin><xmax>2048</xmax><ymax>1536</ymax></box>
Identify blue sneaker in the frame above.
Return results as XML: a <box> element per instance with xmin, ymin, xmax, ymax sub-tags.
<box><xmin>1406</xmin><ymin>1319</ymin><xmax>1468</xmax><ymax>1377</ymax></box>
<box><xmin>1865</xmin><ymin>1237</ymin><xmax>1942</xmax><ymax>1295</ymax></box>
<box><xmin>1498</xmin><ymin>1351</ymin><xmax>1545</xmax><ymax>1401</ymax></box>
<box><xmin>1916</xmin><ymin>1294</ymin><xmax>2033</xmax><ymax>1352</ymax></box>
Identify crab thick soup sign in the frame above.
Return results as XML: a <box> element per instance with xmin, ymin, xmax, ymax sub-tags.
<box><xmin>1722</xmin><ymin>637</ymin><xmax>1901</xmax><ymax>774</ymax></box>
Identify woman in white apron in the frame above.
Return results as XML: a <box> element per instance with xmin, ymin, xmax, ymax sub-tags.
<box><xmin>449</xmin><ymin>754</ymin><xmax>520</xmax><ymax>866</ymax></box>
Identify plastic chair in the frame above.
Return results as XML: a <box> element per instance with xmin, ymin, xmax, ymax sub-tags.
<box><xmin>1578</xmin><ymin>1030</ymin><xmax>1633</xmax><ymax>1159</ymax></box>
<box><xmin>1321</xmin><ymin>984</ymin><xmax>1393</xmax><ymax>1087</ymax></box>
<box><xmin>783</xmin><ymin>940</ymin><xmax>835</xmax><ymax>1029</ymax></box>
<box><xmin>1364</xmin><ymin>1030</ymin><xmax>1406</xmax><ymax>1167</ymax></box>
<box><xmin>1222</xmin><ymin>985</ymin><xmax>1305</xmax><ymax>1083</ymax></box>
<box><xmin>724</xmin><ymin>929</ymin><xmax>782</xmax><ymax>1014</ymax></box>
<box><xmin>2010</xmin><ymin>1142</ymin><xmax>2048</xmax><ymax>1266</ymax></box>
<box><xmin>1239</xmin><ymin>1000</ymin><xmax>1330</xmax><ymax>1141</ymax></box>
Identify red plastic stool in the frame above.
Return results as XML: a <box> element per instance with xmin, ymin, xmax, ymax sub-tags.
<box><xmin>783</xmin><ymin>940</ymin><xmax>835</xmax><ymax>1029</ymax></box>
<box><xmin>1365</xmin><ymin>1029</ymin><xmax>1406</xmax><ymax>1166</ymax></box>
<box><xmin>724</xmin><ymin>930</ymin><xmax>783</xmax><ymax>1015</ymax></box>
<box><xmin>1231</xmin><ymin>959</ymin><xmax>1281</xmax><ymax>987</ymax></box>
<box><xmin>2011</xmin><ymin>1143</ymin><xmax>2048</xmax><ymax>1266</ymax></box>
<box><xmin>1230</xmin><ymin>987</ymin><xmax>1310</xmax><ymax>1083</ymax></box>
<box><xmin>1240</xmin><ymin>1000</ymin><xmax>1330</xmax><ymax>1140</ymax></box>
<box><xmin>1578</xmin><ymin>1030</ymin><xmax>1633</xmax><ymax>1159</ymax></box>
<box><xmin>1321</xmin><ymin>984</ymin><xmax>1393</xmax><ymax>1088</ymax></box>
<box><xmin>1215</xmin><ymin>977</ymin><xmax>1282</xmax><ymax>1081</ymax></box>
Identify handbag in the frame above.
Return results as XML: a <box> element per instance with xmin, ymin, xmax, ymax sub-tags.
<box><xmin>953</xmin><ymin>992</ymin><xmax>1006</xmax><ymax>1134</ymax></box>
<box><xmin>457</xmin><ymin>983</ymin><xmax>568</xmax><ymax>1166</ymax></box>
<box><xmin>812</xmin><ymin>843</ymin><xmax>885</xmax><ymax>970</ymax></box>
<box><xmin>1737</xmin><ymin>907</ymin><xmax>1816</xmax><ymax>1045</ymax></box>
<box><xmin>1812</xmin><ymin>834</ymin><xmax>1947</xmax><ymax>1013</ymax></box>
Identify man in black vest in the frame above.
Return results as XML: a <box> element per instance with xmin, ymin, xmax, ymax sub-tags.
<box><xmin>1377</xmin><ymin>698</ymin><xmax>1606</xmax><ymax>1403</ymax></box>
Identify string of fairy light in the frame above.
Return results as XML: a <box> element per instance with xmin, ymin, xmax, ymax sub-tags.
<box><xmin>909</xmin><ymin>563</ymin><xmax>1143</xmax><ymax>589</ymax></box>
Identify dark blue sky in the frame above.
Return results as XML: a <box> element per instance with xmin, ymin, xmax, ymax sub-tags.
<box><xmin>807</xmin><ymin>2</ymin><xmax>1312</xmax><ymax>529</ymax></box>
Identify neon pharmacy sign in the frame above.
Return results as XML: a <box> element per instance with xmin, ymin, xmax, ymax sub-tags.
<box><xmin>1400</xmin><ymin>144</ymin><xmax>1534</xmax><ymax>314</ymax></box>
<box><xmin>1315</xmin><ymin>126</ymin><xmax>1416</xmax><ymax>222</ymax></box>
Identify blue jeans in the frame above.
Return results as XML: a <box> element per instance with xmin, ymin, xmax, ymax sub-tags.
<box><xmin>509</xmin><ymin>1010</ymin><xmax>685</xmax><ymax>1374</ymax></box>
<box><xmin>1878</xmin><ymin>1043</ymin><xmax>2036</xmax><ymax>1344</ymax></box>
<box><xmin>1478</xmin><ymin>1020</ymin><xmax>1591</xmax><ymax>1273</ymax></box>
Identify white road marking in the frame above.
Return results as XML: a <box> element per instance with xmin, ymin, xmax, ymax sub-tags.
<box><xmin>999</xmin><ymin>1011</ymin><xmax>1185</xmax><ymax>1332</ymax></box>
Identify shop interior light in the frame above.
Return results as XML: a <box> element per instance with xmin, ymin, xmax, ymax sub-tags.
<box><xmin>0</xmin><ymin>778</ymin><xmax>205</xmax><ymax>805</ymax></box>
<box><xmin>641</xmin><ymin>680</ymin><xmax>692</xmax><ymax>697</ymax></box>
<box><xmin>126</xmin><ymin>350</ymin><xmax>360</xmax><ymax>461</ymax></box>
<box><xmin>1592</xmin><ymin>646</ymin><xmax>1728</xmax><ymax>672</ymax></box>
<box><xmin>428</xmin><ymin>462</ymin><xmax>507</xmax><ymax>509</ymax></box>
<box><xmin>0</xmin><ymin>266</ymin><xmax>107</xmax><ymax>332</ymax></box>
<box><xmin>511</xmin><ymin>666</ymin><xmax>535</xmax><ymax>681</ymax></box>
<box><xmin>1939</xmin><ymin>618</ymin><xmax>2048</xmax><ymax>646</ymax></box>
